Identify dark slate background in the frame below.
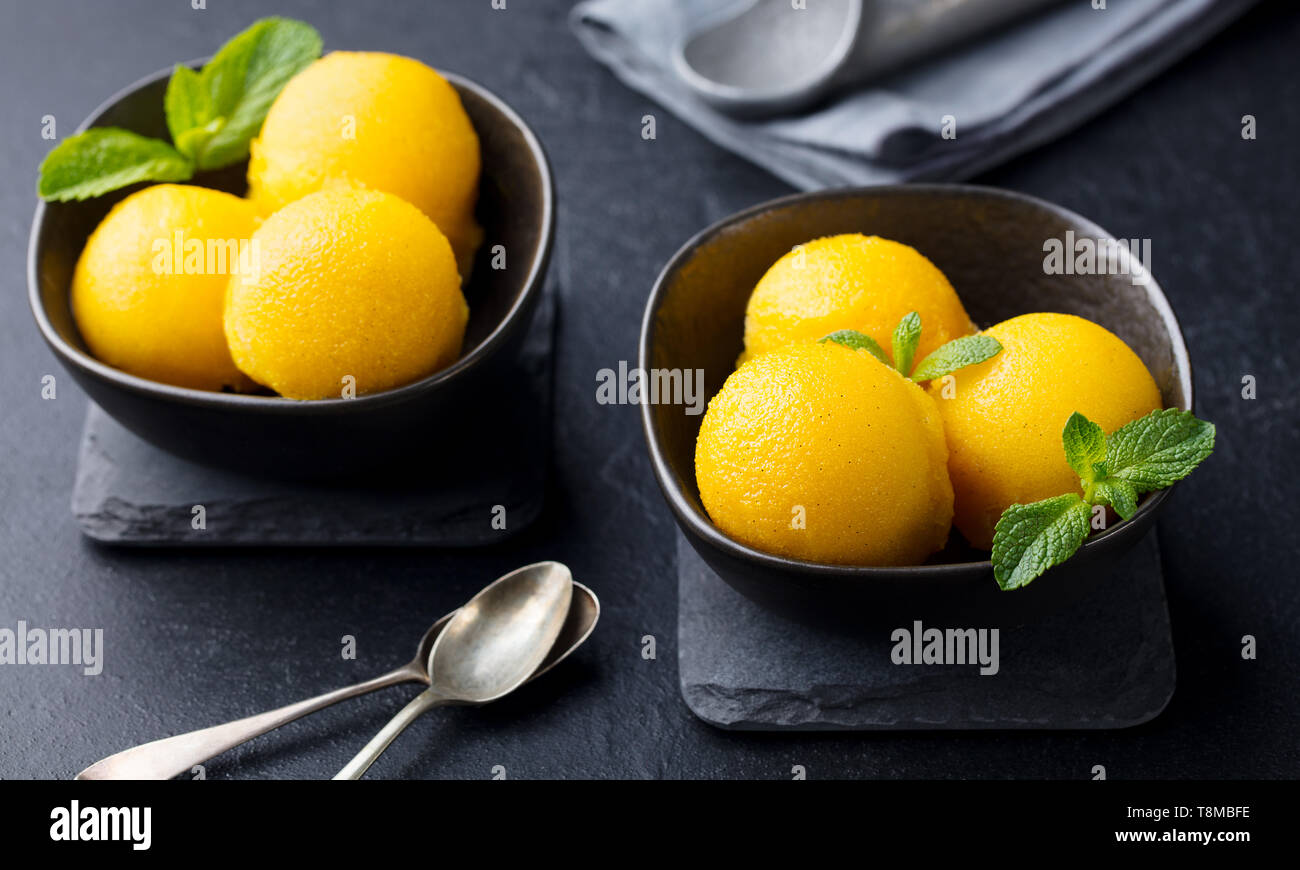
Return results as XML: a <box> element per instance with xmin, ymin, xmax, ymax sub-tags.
<box><xmin>1</xmin><ymin>0</ymin><xmax>1296</xmax><ymax>779</ymax></box>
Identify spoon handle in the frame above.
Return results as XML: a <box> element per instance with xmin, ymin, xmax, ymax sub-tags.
<box><xmin>333</xmin><ymin>687</ymin><xmax>451</xmax><ymax>780</ymax></box>
<box><xmin>75</xmin><ymin>665</ymin><xmax>420</xmax><ymax>780</ymax></box>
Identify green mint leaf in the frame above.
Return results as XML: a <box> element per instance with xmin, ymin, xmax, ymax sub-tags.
<box><xmin>991</xmin><ymin>493</ymin><xmax>1091</xmax><ymax>590</ymax></box>
<box><xmin>164</xmin><ymin>64</ymin><xmax>215</xmax><ymax>156</ymax></box>
<box><xmin>819</xmin><ymin>329</ymin><xmax>891</xmax><ymax>366</ymax></box>
<box><xmin>37</xmin><ymin>128</ymin><xmax>193</xmax><ymax>201</ymax></box>
<box><xmin>909</xmin><ymin>335</ymin><xmax>1001</xmax><ymax>382</ymax></box>
<box><xmin>185</xmin><ymin>17</ymin><xmax>322</xmax><ymax>170</ymax></box>
<box><xmin>1091</xmin><ymin>479</ymin><xmax>1139</xmax><ymax>521</ymax></box>
<box><xmin>891</xmin><ymin>311</ymin><xmax>922</xmax><ymax>376</ymax></box>
<box><xmin>1105</xmin><ymin>408</ymin><xmax>1216</xmax><ymax>492</ymax></box>
<box><xmin>1062</xmin><ymin>412</ymin><xmax>1107</xmax><ymax>484</ymax></box>
<box><xmin>174</xmin><ymin>117</ymin><xmax>226</xmax><ymax>163</ymax></box>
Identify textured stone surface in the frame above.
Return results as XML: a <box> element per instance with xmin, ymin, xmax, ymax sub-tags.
<box><xmin>0</xmin><ymin>0</ymin><xmax>1296</xmax><ymax>779</ymax></box>
<box><xmin>678</xmin><ymin>534</ymin><xmax>1175</xmax><ymax>731</ymax></box>
<box><xmin>70</xmin><ymin>287</ymin><xmax>555</xmax><ymax>547</ymax></box>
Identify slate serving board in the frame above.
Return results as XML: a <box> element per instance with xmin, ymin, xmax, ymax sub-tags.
<box><xmin>70</xmin><ymin>286</ymin><xmax>556</xmax><ymax>547</ymax></box>
<box><xmin>678</xmin><ymin>531</ymin><xmax>1175</xmax><ymax>730</ymax></box>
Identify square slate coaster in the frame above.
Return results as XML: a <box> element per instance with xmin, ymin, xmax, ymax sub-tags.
<box><xmin>70</xmin><ymin>287</ymin><xmax>556</xmax><ymax>547</ymax></box>
<box><xmin>677</xmin><ymin>531</ymin><xmax>1175</xmax><ymax>731</ymax></box>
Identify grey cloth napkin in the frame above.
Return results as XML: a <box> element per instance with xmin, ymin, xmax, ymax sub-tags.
<box><xmin>571</xmin><ymin>0</ymin><xmax>1258</xmax><ymax>189</ymax></box>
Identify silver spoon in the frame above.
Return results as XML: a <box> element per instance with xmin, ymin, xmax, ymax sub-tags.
<box><xmin>76</xmin><ymin>567</ymin><xmax>597</xmax><ymax>780</ymax></box>
<box><xmin>334</xmin><ymin>561</ymin><xmax>577</xmax><ymax>779</ymax></box>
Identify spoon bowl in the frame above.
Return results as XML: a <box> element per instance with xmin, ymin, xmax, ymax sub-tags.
<box><xmin>415</xmin><ymin>579</ymin><xmax>600</xmax><ymax>688</ymax></box>
<box><xmin>427</xmin><ymin>561</ymin><xmax>574</xmax><ymax>703</ymax></box>
<box><xmin>334</xmin><ymin>561</ymin><xmax>580</xmax><ymax>779</ymax></box>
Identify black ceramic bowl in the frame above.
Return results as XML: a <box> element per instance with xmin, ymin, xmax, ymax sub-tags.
<box><xmin>640</xmin><ymin>185</ymin><xmax>1193</xmax><ymax>626</ymax></box>
<box><xmin>29</xmin><ymin>63</ymin><xmax>553</xmax><ymax>480</ymax></box>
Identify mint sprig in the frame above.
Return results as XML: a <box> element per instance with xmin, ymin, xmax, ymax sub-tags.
<box><xmin>992</xmin><ymin>408</ymin><xmax>1215</xmax><ymax>590</ymax></box>
<box><xmin>909</xmin><ymin>335</ymin><xmax>1003</xmax><ymax>382</ymax></box>
<box><xmin>37</xmin><ymin>129</ymin><xmax>192</xmax><ymax>201</ymax></box>
<box><xmin>1090</xmin><ymin>478</ymin><xmax>1138</xmax><ymax>521</ymax></box>
<box><xmin>1061</xmin><ymin>411</ymin><xmax>1106</xmax><ymax>484</ymax></box>
<box><xmin>992</xmin><ymin>494</ymin><xmax>1091</xmax><ymax>590</ymax></box>
<box><xmin>818</xmin><ymin>329</ymin><xmax>891</xmax><ymax>367</ymax></box>
<box><xmin>1104</xmin><ymin>407</ymin><xmax>1216</xmax><ymax>491</ymax></box>
<box><xmin>891</xmin><ymin>311</ymin><xmax>922</xmax><ymax>377</ymax></box>
<box><xmin>180</xmin><ymin>17</ymin><xmax>322</xmax><ymax>169</ymax></box>
<box><xmin>163</xmin><ymin>65</ymin><xmax>214</xmax><ymax>152</ymax></box>
<box><xmin>820</xmin><ymin>311</ymin><xmax>1002</xmax><ymax>382</ymax></box>
<box><xmin>37</xmin><ymin>17</ymin><xmax>321</xmax><ymax>202</ymax></box>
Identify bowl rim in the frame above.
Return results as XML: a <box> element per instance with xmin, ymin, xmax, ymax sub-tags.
<box><xmin>639</xmin><ymin>182</ymin><xmax>1194</xmax><ymax>579</ymax></box>
<box><xmin>27</xmin><ymin>60</ymin><xmax>555</xmax><ymax>416</ymax></box>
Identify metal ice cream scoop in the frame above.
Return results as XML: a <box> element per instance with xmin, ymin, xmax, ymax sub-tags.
<box><xmin>675</xmin><ymin>0</ymin><xmax>1063</xmax><ymax>117</ymax></box>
